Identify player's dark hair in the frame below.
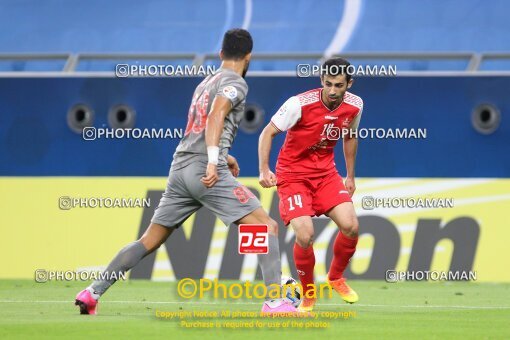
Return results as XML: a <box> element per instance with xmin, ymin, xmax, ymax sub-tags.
<box><xmin>321</xmin><ymin>57</ymin><xmax>352</xmax><ymax>82</ymax></box>
<box><xmin>221</xmin><ymin>28</ymin><xmax>253</xmax><ymax>60</ymax></box>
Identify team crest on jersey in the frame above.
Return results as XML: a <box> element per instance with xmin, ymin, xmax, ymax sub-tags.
<box><xmin>342</xmin><ymin>117</ymin><xmax>352</xmax><ymax>127</ymax></box>
<box><xmin>222</xmin><ymin>86</ymin><xmax>238</xmax><ymax>100</ymax></box>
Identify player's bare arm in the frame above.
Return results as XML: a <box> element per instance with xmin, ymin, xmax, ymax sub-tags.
<box><xmin>258</xmin><ymin>123</ymin><xmax>280</xmax><ymax>188</ymax></box>
<box><xmin>258</xmin><ymin>96</ymin><xmax>301</xmax><ymax>188</ymax></box>
<box><xmin>227</xmin><ymin>154</ymin><xmax>240</xmax><ymax>177</ymax></box>
<box><xmin>342</xmin><ymin>96</ymin><xmax>362</xmax><ymax>197</ymax></box>
<box><xmin>201</xmin><ymin>95</ymin><xmax>232</xmax><ymax>188</ymax></box>
<box><xmin>343</xmin><ymin>133</ymin><xmax>358</xmax><ymax>196</ymax></box>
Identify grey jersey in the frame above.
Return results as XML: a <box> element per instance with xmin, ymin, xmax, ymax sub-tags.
<box><xmin>171</xmin><ymin>67</ymin><xmax>248</xmax><ymax>170</ymax></box>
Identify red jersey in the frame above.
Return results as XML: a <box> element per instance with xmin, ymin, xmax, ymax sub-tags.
<box><xmin>270</xmin><ymin>88</ymin><xmax>363</xmax><ymax>177</ymax></box>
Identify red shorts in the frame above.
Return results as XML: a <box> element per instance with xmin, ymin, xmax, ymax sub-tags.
<box><xmin>276</xmin><ymin>171</ymin><xmax>352</xmax><ymax>226</ymax></box>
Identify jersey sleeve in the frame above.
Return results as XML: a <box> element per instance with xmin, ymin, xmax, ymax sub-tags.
<box><xmin>216</xmin><ymin>74</ymin><xmax>248</xmax><ymax>108</ymax></box>
<box><xmin>349</xmin><ymin>105</ymin><xmax>363</xmax><ymax>131</ymax></box>
<box><xmin>270</xmin><ymin>96</ymin><xmax>302</xmax><ymax>132</ymax></box>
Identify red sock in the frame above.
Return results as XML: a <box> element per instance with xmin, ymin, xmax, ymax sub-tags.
<box><xmin>293</xmin><ymin>243</ymin><xmax>315</xmax><ymax>298</ymax></box>
<box><xmin>329</xmin><ymin>232</ymin><xmax>358</xmax><ymax>281</ymax></box>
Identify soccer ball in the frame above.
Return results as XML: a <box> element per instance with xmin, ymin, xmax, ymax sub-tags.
<box><xmin>281</xmin><ymin>276</ymin><xmax>301</xmax><ymax>308</ymax></box>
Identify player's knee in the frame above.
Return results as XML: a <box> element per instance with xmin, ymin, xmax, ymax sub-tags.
<box><xmin>341</xmin><ymin>221</ymin><xmax>359</xmax><ymax>238</ymax></box>
<box><xmin>295</xmin><ymin>229</ymin><xmax>314</xmax><ymax>248</ymax></box>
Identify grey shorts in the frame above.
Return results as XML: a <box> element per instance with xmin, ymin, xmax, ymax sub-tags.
<box><xmin>151</xmin><ymin>160</ymin><xmax>261</xmax><ymax>228</ymax></box>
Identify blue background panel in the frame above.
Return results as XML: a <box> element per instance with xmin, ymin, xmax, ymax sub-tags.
<box><xmin>0</xmin><ymin>76</ymin><xmax>508</xmax><ymax>177</ymax></box>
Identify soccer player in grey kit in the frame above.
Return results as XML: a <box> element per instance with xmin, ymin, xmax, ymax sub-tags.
<box><xmin>75</xmin><ymin>29</ymin><xmax>297</xmax><ymax>314</ymax></box>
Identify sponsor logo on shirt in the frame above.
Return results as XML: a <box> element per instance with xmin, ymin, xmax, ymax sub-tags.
<box><xmin>222</xmin><ymin>86</ymin><xmax>238</xmax><ymax>100</ymax></box>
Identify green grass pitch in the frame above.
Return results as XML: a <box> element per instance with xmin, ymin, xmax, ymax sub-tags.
<box><xmin>0</xmin><ymin>279</ymin><xmax>509</xmax><ymax>339</ymax></box>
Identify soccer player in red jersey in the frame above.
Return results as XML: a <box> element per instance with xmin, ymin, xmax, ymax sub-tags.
<box><xmin>258</xmin><ymin>57</ymin><xmax>362</xmax><ymax>311</ymax></box>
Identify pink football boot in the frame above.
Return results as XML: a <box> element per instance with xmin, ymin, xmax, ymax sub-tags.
<box><xmin>261</xmin><ymin>299</ymin><xmax>298</xmax><ymax>313</ymax></box>
<box><xmin>75</xmin><ymin>289</ymin><xmax>98</xmax><ymax>315</ymax></box>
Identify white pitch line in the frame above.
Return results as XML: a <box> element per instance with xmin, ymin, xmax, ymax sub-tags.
<box><xmin>331</xmin><ymin>303</ymin><xmax>510</xmax><ymax>310</ymax></box>
<box><xmin>0</xmin><ymin>300</ymin><xmax>509</xmax><ymax>310</ymax></box>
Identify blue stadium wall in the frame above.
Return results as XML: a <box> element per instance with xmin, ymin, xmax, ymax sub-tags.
<box><xmin>0</xmin><ymin>76</ymin><xmax>509</xmax><ymax>177</ymax></box>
